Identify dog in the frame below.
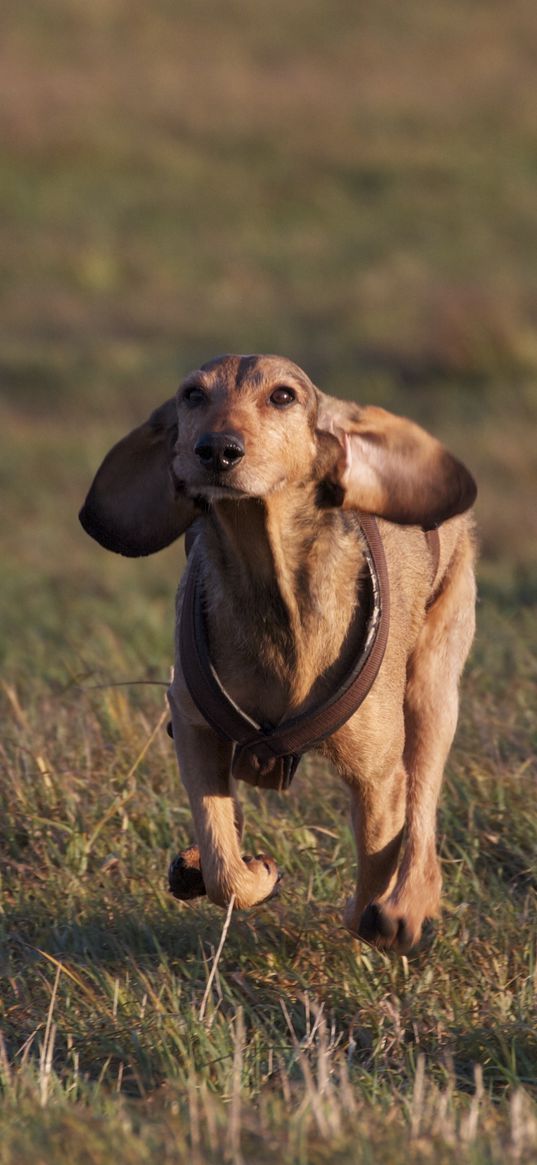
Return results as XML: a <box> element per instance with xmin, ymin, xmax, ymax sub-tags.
<box><xmin>80</xmin><ymin>354</ymin><xmax>476</xmax><ymax>952</ymax></box>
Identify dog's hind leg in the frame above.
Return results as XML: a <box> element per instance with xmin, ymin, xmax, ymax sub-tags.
<box><xmin>357</xmin><ymin>536</ymin><xmax>476</xmax><ymax>952</ymax></box>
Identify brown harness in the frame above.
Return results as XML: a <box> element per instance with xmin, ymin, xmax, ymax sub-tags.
<box><xmin>174</xmin><ymin>519</ymin><xmax>440</xmax><ymax>792</ymax></box>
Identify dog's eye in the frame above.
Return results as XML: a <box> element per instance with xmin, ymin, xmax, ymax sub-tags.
<box><xmin>183</xmin><ymin>386</ymin><xmax>207</xmax><ymax>406</ymax></box>
<box><xmin>269</xmin><ymin>387</ymin><xmax>296</xmax><ymax>408</ymax></box>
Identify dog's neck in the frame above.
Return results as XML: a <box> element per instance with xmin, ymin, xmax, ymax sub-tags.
<box><xmin>197</xmin><ymin>487</ymin><xmax>367</xmax><ymax>719</ymax></box>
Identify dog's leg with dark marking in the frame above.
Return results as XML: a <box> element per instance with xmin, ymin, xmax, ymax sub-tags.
<box><xmin>357</xmin><ymin>538</ymin><xmax>476</xmax><ymax>951</ymax></box>
<box><xmin>168</xmin><ymin>699</ymin><xmax>279</xmax><ymax>909</ymax></box>
<box><xmin>169</xmin><ymin>780</ymin><xmax>245</xmax><ymax>901</ymax></box>
<box><xmin>168</xmin><ymin>844</ymin><xmax>206</xmax><ymax>901</ymax></box>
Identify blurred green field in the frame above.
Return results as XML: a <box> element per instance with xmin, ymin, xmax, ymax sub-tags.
<box><xmin>1</xmin><ymin>1</ymin><xmax>537</xmax><ymax>1162</ymax></box>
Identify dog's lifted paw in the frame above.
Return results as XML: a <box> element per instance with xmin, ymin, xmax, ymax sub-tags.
<box><xmin>169</xmin><ymin>848</ymin><xmax>281</xmax><ymax>907</ymax></box>
<box><xmin>241</xmin><ymin>853</ymin><xmax>282</xmax><ymax>903</ymax></box>
<box><xmin>168</xmin><ymin>846</ymin><xmax>207</xmax><ymax>901</ymax></box>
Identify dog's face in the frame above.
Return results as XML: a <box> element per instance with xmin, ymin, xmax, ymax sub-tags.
<box><xmin>79</xmin><ymin>353</ymin><xmax>477</xmax><ymax>557</ymax></box>
<box><xmin>172</xmin><ymin>354</ymin><xmax>321</xmax><ymax>502</ymax></box>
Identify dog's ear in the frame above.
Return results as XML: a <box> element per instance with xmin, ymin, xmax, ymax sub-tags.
<box><xmin>316</xmin><ymin>393</ymin><xmax>476</xmax><ymax>528</ymax></box>
<box><xmin>79</xmin><ymin>399</ymin><xmax>199</xmax><ymax>556</ymax></box>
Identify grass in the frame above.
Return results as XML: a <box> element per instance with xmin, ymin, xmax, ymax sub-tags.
<box><xmin>1</xmin><ymin>607</ymin><xmax>536</xmax><ymax>1162</ymax></box>
<box><xmin>1</xmin><ymin>0</ymin><xmax>537</xmax><ymax>1161</ymax></box>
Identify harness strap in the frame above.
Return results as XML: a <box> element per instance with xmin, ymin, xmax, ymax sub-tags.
<box><xmin>175</xmin><ymin>518</ymin><xmax>441</xmax><ymax>789</ymax></box>
<box><xmin>178</xmin><ymin>515</ymin><xmax>389</xmax><ymax>786</ymax></box>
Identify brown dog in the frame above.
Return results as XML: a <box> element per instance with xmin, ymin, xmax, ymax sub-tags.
<box><xmin>80</xmin><ymin>354</ymin><xmax>476</xmax><ymax>952</ymax></box>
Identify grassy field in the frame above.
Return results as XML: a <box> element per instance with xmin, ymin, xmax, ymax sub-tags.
<box><xmin>1</xmin><ymin>1</ymin><xmax>537</xmax><ymax>1161</ymax></box>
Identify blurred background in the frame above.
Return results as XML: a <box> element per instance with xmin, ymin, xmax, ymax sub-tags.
<box><xmin>1</xmin><ymin>0</ymin><xmax>536</xmax><ymax>673</ymax></box>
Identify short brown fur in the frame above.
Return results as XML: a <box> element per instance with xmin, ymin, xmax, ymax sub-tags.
<box><xmin>80</xmin><ymin>354</ymin><xmax>477</xmax><ymax>952</ymax></box>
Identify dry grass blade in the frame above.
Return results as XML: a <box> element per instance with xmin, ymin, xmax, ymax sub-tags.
<box><xmin>198</xmin><ymin>895</ymin><xmax>236</xmax><ymax>1022</ymax></box>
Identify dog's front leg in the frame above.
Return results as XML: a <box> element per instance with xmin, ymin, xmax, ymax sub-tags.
<box><xmin>342</xmin><ymin>764</ymin><xmax>407</xmax><ymax>942</ymax></box>
<box><xmin>168</xmin><ymin>696</ymin><xmax>279</xmax><ymax>910</ymax></box>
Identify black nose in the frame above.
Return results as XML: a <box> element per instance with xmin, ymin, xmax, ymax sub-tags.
<box><xmin>194</xmin><ymin>432</ymin><xmax>245</xmax><ymax>473</ymax></box>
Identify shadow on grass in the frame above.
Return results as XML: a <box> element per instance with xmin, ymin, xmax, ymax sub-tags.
<box><xmin>3</xmin><ymin>894</ymin><xmax>537</xmax><ymax>1103</ymax></box>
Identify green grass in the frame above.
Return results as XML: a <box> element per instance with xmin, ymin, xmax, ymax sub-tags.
<box><xmin>1</xmin><ymin>0</ymin><xmax>537</xmax><ymax>1161</ymax></box>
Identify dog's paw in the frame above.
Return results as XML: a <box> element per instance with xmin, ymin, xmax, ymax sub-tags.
<box><xmin>357</xmin><ymin>901</ymin><xmax>418</xmax><ymax>952</ymax></box>
<box><xmin>168</xmin><ymin>846</ymin><xmax>207</xmax><ymax>901</ymax></box>
<box><xmin>240</xmin><ymin>853</ymin><xmax>281</xmax><ymax>904</ymax></box>
<box><xmin>344</xmin><ymin>895</ymin><xmax>426</xmax><ymax>953</ymax></box>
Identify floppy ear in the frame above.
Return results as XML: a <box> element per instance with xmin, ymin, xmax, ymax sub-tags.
<box><xmin>316</xmin><ymin>393</ymin><xmax>476</xmax><ymax>528</ymax></box>
<box><xmin>79</xmin><ymin>399</ymin><xmax>199</xmax><ymax>556</ymax></box>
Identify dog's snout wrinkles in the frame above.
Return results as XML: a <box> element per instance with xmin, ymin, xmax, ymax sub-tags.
<box><xmin>195</xmin><ymin>432</ymin><xmax>245</xmax><ymax>473</ymax></box>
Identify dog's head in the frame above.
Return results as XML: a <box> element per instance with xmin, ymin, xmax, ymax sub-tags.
<box><xmin>79</xmin><ymin>354</ymin><xmax>476</xmax><ymax>555</ymax></box>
